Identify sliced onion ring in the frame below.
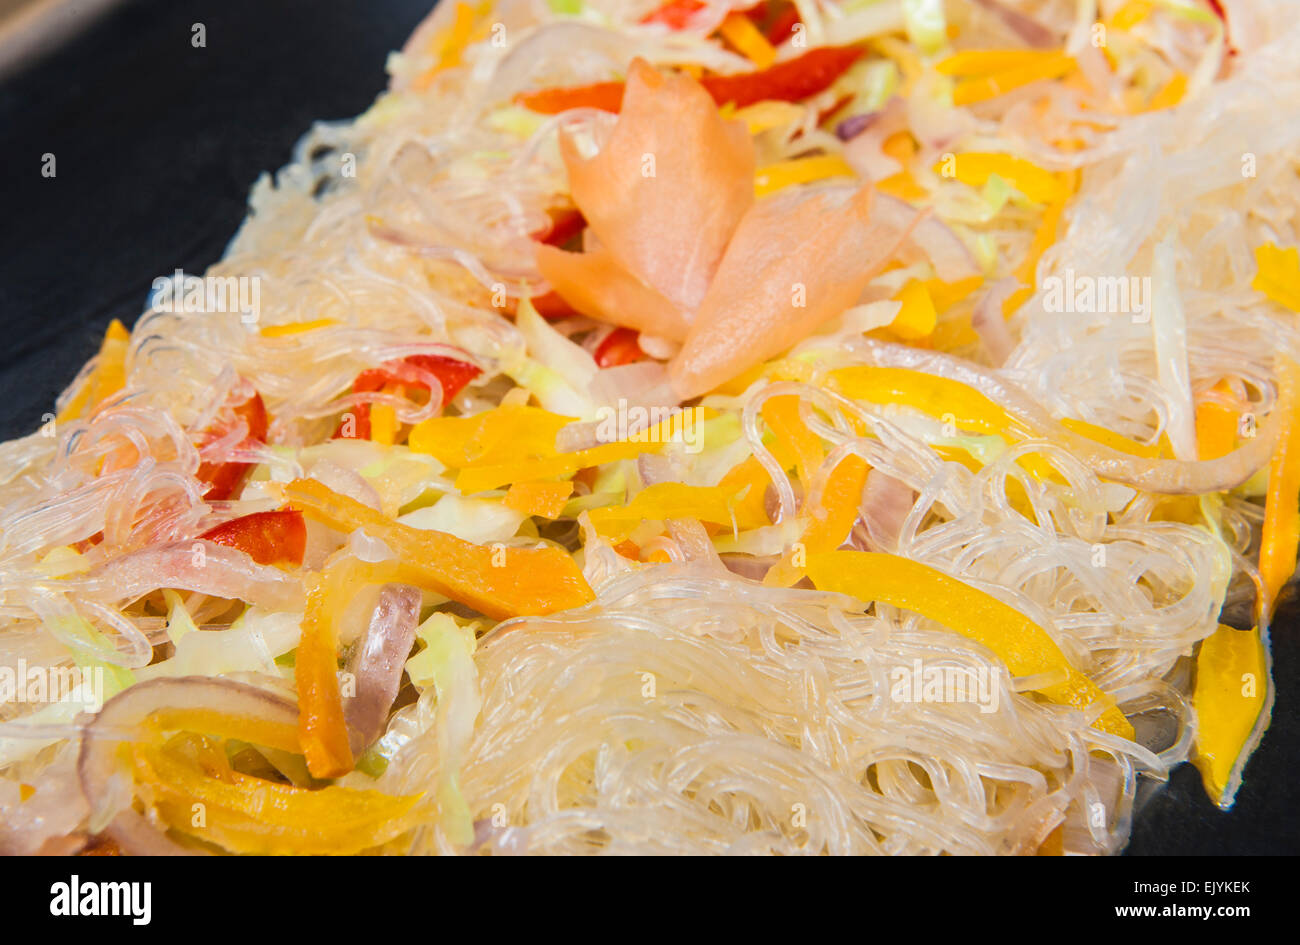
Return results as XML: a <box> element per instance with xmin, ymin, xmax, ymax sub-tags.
<box><xmin>78</xmin><ymin>677</ymin><xmax>299</xmax><ymax>847</ymax></box>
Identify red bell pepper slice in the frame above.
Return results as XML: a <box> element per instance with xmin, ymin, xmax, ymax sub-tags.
<box><xmin>197</xmin><ymin>390</ymin><xmax>268</xmax><ymax>502</ymax></box>
<box><xmin>703</xmin><ymin>44</ymin><xmax>862</xmax><ymax>107</ymax></box>
<box><xmin>760</xmin><ymin>3</ymin><xmax>801</xmax><ymax>44</ymax></box>
<box><xmin>594</xmin><ymin>327</ymin><xmax>645</xmax><ymax>368</ymax></box>
<box><xmin>534</xmin><ymin>207</ymin><xmax>587</xmax><ymax>247</ymax></box>
<box><xmin>199</xmin><ymin>509</ymin><xmax>306</xmax><ymax>567</ymax></box>
<box><xmin>334</xmin><ymin>354</ymin><xmax>481</xmax><ymax>440</ymax></box>
<box><xmin>640</xmin><ymin>0</ymin><xmax>707</xmax><ymax>29</ymax></box>
<box><xmin>515</xmin><ymin>45</ymin><xmax>863</xmax><ymax>115</ymax></box>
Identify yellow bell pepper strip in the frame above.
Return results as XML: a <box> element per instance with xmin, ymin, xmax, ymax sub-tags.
<box><xmin>877</xmin><ymin>170</ymin><xmax>929</xmax><ymax>202</ymax></box>
<box><xmin>132</xmin><ymin>737</ymin><xmax>420</xmax><ymax>854</ymax></box>
<box><xmin>828</xmin><ymin>366</ymin><xmax>1018</xmax><ymax>437</ymax></box>
<box><xmin>719</xmin><ymin>12</ymin><xmax>777</xmax><ymax>69</ymax></box>
<box><xmin>505</xmin><ymin>480</ymin><xmax>574</xmax><ymax>519</ymax></box>
<box><xmin>286</xmin><ymin>477</ymin><xmax>595</xmax><ymax>619</ymax></box>
<box><xmin>1109</xmin><ymin>0</ymin><xmax>1154</xmax><ymax>29</ymax></box>
<box><xmin>806</xmin><ymin>550</ymin><xmax>1134</xmax><ymax>738</ymax></box>
<box><xmin>258</xmin><ymin>318</ymin><xmax>337</xmax><ymax>338</ymax></box>
<box><xmin>766</xmin><ymin>454</ymin><xmax>869</xmax><ymax>587</ymax></box>
<box><xmin>923</xmin><ymin>274</ymin><xmax>984</xmax><ymax>312</ymax></box>
<box><xmin>455</xmin><ymin>438</ymin><xmax>660</xmax><ymax>493</ymax></box>
<box><xmin>937</xmin><ymin>50</ymin><xmax>1076</xmax><ymax>106</ymax></box>
<box><xmin>1192</xmin><ymin>624</ymin><xmax>1270</xmax><ymax>809</ymax></box>
<box><xmin>369</xmin><ymin>397</ymin><xmax>401</xmax><ymax>447</ymax></box>
<box><xmin>754</xmin><ymin>154</ymin><xmax>856</xmax><ymax>197</ymax></box>
<box><xmin>144</xmin><ymin>706</ymin><xmax>302</xmax><ymax>756</ymax></box>
<box><xmin>1259</xmin><ymin>355</ymin><xmax>1300</xmax><ymax>620</ymax></box>
<box><xmin>588</xmin><ymin>482</ymin><xmax>766</xmax><ymax>544</ymax></box>
<box><xmin>56</xmin><ymin>319</ymin><xmax>130</xmax><ymax>423</ymax></box>
<box><xmin>891</xmin><ymin>281</ymin><xmax>938</xmax><ymax>340</ymax></box>
<box><xmin>1059</xmin><ymin>417</ymin><xmax>1160</xmax><ymax>458</ymax></box>
<box><xmin>1251</xmin><ymin>242</ymin><xmax>1300</xmax><ymax>313</ymax></box>
<box><xmin>409</xmin><ymin>404</ymin><xmax>576</xmax><ymax>468</ymax></box>
<box><xmin>297</xmin><ymin>570</ymin><xmax>356</xmax><ymax>778</ymax></box>
<box><xmin>1145</xmin><ymin>72</ymin><xmax>1187</xmax><ymax>111</ymax></box>
<box><xmin>1194</xmin><ymin>381</ymin><xmax>1239</xmax><ymax>461</ymax></box>
<box><xmin>438</xmin><ymin>406</ymin><xmax>710</xmax><ymax>493</ymax></box>
<box><xmin>732</xmin><ymin>99</ymin><xmax>805</xmax><ymax>135</ymax></box>
<box><xmin>936</xmin><ymin>153</ymin><xmax>1070</xmax><ymax>205</ymax></box>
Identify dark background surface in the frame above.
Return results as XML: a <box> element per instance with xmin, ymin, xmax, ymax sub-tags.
<box><xmin>0</xmin><ymin>0</ymin><xmax>1295</xmax><ymax>855</ymax></box>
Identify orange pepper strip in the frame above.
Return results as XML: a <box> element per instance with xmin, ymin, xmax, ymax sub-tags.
<box><xmin>718</xmin><ymin>12</ymin><xmax>777</xmax><ymax>68</ymax></box>
<box><xmin>57</xmin><ymin>319</ymin><xmax>130</xmax><ymax>423</ymax></box>
<box><xmin>1194</xmin><ymin>381</ymin><xmax>1239</xmax><ymax>461</ymax></box>
<box><xmin>505</xmin><ymin>480</ymin><xmax>575</xmax><ymax>519</ymax></box>
<box><xmin>717</xmin><ymin>455</ymin><xmax>774</xmax><ymax>529</ymax></box>
<box><xmin>761</xmin><ymin>395</ymin><xmax>824</xmax><ymax>487</ymax></box>
<box><xmin>285</xmin><ymin>478</ymin><xmax>594</xmax><ymax>619</ymax></box>
<box><xmin>298</xmin><ymin>571</ymin><xmax>355</xmax><ymax>778</ymax></box>
<box><xmin>1003</xmin><ymin>200</ymin><xmax>1066</xmax><ymax>318</ymax></box>
<box><xmin>1259</xmin><ymin>355</ymin><xmax>1300</xmax><ymax>621</ymax></box>
<box><xmin>766</xmin><ymin>454</ymin><xmax>869</xmax><ymax>586</ymax></box>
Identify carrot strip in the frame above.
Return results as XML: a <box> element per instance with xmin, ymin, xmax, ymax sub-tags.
<box><xmin>286</xmin><ymin>478</ymin><xmax>594</xmax><ymax>619</ymax></box>
<box><xmin>297</xmin><ymin>573</ymin><xmax>355</xmax><ymax>778</ymax></box>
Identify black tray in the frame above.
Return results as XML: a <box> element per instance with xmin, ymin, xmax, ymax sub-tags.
<box><xmin>0</xmin><ymin>0</ymin><xmax>1295</xmax><ymax>855</ymax></box>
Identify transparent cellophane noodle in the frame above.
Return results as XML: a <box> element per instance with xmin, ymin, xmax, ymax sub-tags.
<box><xmin>1</xmin><ymin>0</ymin><xmax>1298</xmax><ymax>854</ymax></box>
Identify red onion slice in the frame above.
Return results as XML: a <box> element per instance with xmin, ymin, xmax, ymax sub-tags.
<box><xmin>78</xmin><ymin>677</ymin><xmax>299</xmax><ymax>838</ymax></box>
<box><xmin>872</xmin><ymin>193</ymin><xmax>981</xmax><ymax>283</ymax></box>
<box><xmin>344</xmin><ymin>584</ymin><xmax>422</xmax><ymax>755</ymax></box>
<box><xmin>971</xmin><ymin>0</ymin><xmax>1058</xmax><ymax>49</ymax></box>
